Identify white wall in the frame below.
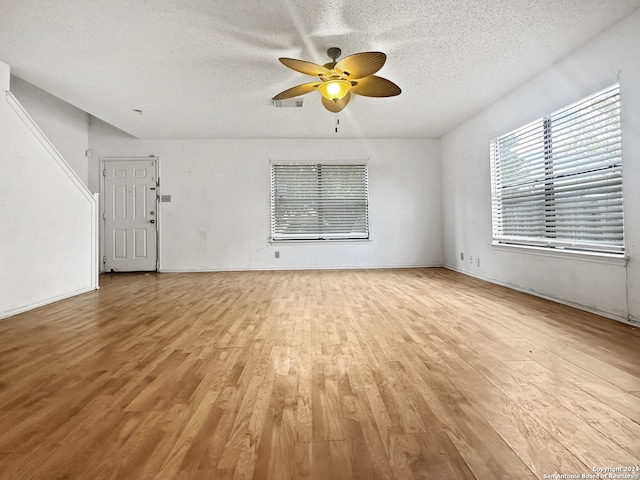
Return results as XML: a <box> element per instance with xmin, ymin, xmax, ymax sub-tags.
<box><xmin>0</xmin><ymin>63</ymin><xmax>98</xmax><ymax>319</ymax></box>
<box><xmin>89</xmin><ymin>119</ymin><xmax>443</xmax><ymax>271</ymax></box>
<box><xmin>10</xmin><ymin>76</ymin><xmax>90</xmax><ymax>186</ymax></box>
<box><xmin>441</xmin><ymin>11</ymin><xmax>640</xmax><ymax>323</ymax></box>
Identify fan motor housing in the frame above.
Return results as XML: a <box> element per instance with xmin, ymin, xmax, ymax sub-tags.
<box><xmin>327</xmin><ymin>47</ymin><xmax>342</xmax><ymax>61</ymax></box>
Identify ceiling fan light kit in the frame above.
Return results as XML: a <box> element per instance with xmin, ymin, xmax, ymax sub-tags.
<box><xmin>273</xmin><ymin>47</ymin><xmax>401</xmax><ymax>113</ymax></box>
<box><xmin>317</xmin><ymin>79</ymin><xmax>351</xmax><ymax>101</ymax></box>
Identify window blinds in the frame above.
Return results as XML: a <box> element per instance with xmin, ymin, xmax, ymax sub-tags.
<box><xmin>271</xmin><ymin>163</ymin><xmax>369</xmax><ymax>241</ymax></box>
<box><xmin>490</xmin><ymin>85</ymin><xmax>624</xmax><ymax>254</ymax></box>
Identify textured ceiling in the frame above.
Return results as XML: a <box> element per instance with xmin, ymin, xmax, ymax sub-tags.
<box><xmin>1</xmin><ymin>0</ymin><xmax>639</xmax><ymax>139</ymax></box>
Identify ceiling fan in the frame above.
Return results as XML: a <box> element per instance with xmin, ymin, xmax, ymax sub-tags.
<box><xmin>273</xmin><ymin>47</ymin><xmax>401</xmax><ymax>113</ymax></box>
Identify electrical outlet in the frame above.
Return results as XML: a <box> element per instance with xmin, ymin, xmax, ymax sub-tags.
<box><xmin>274</xmin><ymin>251</ymin><xmax>280</xmax><ymax>259</ymax></box>
<box><xmin>476</xmin><ymin>258</ymin><xmax>480</xmax><ymax>267</ymax></box>
<box><xmin>469</xmin><ymin>255</ymin><xmax>473</xmax><ymax>264</ymax></box>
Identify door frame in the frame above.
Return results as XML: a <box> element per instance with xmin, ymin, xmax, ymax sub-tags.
<box><xmin>100</xmin><ymin>156</ymin><xmax>160</xmax><ymax>273</ymax></box>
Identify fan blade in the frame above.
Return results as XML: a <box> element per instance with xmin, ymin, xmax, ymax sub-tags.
<box><xmin>279</xmin><ymin>58</ymin><xmax>331</xmax><ymax>77</ymax></box>
<box><xmin>273</xmin><ymin>82</ymin><xmax>320</xmax><ymax>100</ymax></box>
<box><xmin>335</xmin><ymin>52</ymin><xmax>386</xmax><ymax>79</ymax></box>
<box><xmin>322</xmin><ymin>91</ymin><xmax>351</xmax><ymax>113</ymax></box>
<box><xmin>350</xmin><ymin>76</ymin><xmax>401</xmax><ymax>97</ymax></box>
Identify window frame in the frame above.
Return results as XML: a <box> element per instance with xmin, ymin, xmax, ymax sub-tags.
<box><xmin>489</xmin><ymin>84</ymin><xmax>624</xmax><ymax>256</ymax></box>
<box><xmin>270</xmin><ymin>161</ymin><xmax>370</xmax><ymax>242</ymax></box>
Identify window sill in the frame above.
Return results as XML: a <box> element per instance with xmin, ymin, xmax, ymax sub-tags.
<box><xmin>270</xmin><ymin>238</ymin><xmax>372</xmax><ymax>245</ymax></box>
<box><xmin>491</xmin><ymin>242</ymin><xmax>628</xmax><ymax>266</ymax></box>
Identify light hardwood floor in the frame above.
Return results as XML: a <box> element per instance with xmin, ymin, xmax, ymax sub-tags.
<box><xmin>0</xmin><ymin>268</ymin><xmax>639</xmax><ymax>479</ymax></box>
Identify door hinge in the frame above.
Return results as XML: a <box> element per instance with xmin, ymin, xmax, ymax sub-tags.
<box><xmin>103</xmin><ymin>212</ymin><xmax>106</xmax><ymax>220</ymax></box>
<box><xmin>103</xmin><ymin>168</ymin><xmax>106</xmax><ymax>177</ymax></box>
<box><xmin>103</xmin><ymin>256</ymin><xmax>106</xmax><ymax>264</ymax></box>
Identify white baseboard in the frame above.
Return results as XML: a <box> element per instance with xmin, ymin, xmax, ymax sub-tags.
<box><xmin>159</xmin><ymin>263</ymin><xmax>443</xmax><ymax>273</ymax></box>
<box><xmin>442</xmin><ymin>264</ymin><xmax>634</xmax><ymax>326</ymax></box>
<box><xmin>7</xmin><ymin>266</ymin><xmax>632</xmax><ymax>328</ymax></box>
<box><xmin>0</xmin><ymin>286</ymin><xmax>98</xmax><ymax>321</ymax></box>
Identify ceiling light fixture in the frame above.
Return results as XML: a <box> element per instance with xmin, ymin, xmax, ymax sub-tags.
<box><xmin>318</xmin><ymin>79</ymin><xmax>351</xmax><ymax>101</ymax></box>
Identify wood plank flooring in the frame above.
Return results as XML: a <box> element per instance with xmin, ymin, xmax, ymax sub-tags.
<box><xmin>0</xmin><ymin>268</ymin><xmax>639</xmax><ymax>479</ymax></box>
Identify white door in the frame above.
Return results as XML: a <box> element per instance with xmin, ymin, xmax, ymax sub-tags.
<box><xmin>103</xmin><ymin>159</ymin><xmax>158</xmax><ymax>272</ymax></box>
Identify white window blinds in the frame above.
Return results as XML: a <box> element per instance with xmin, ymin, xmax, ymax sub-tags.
<box><xmin>271</xmin><ymin>163</ymin><xmax>369</xmax><ymax>241</ymax></box>
<box><xmin>490</xmin><ymin>85</ymin><xmax>624</xmax><ymax>255</ymax></box>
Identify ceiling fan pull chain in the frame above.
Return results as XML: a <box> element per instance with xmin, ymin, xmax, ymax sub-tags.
<box><xmin>335</xmin><ymin>114</ymin><xmax>340</xmax><ymax>133</ymax></box>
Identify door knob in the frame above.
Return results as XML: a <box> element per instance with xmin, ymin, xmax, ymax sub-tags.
<box><xmin>150</xmin><ymin>219</ymin><xmax>155</xmax><ymax>224</ymax></box>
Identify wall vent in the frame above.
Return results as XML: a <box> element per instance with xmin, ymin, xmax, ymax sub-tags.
<box><xmin>273</xmin><ymin>98</ymin><xmax>304</xmax><ymax>108</ymax></box>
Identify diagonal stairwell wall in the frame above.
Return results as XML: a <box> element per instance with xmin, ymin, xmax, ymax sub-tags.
<box><xmin>0</xmin><ymin>61</ymin><xmax>98</xmax><ymax>319</ymax></box>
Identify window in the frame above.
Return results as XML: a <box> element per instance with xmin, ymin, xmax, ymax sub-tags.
<box><xmin>490</xmin><ymin>85</ymin><xmax>623</xmax><ymax>255</ymax></box>
<box><xmin>271</xmin><ymin>163</ymin><xmax>369</xmax><ymax>241</ymax></box>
